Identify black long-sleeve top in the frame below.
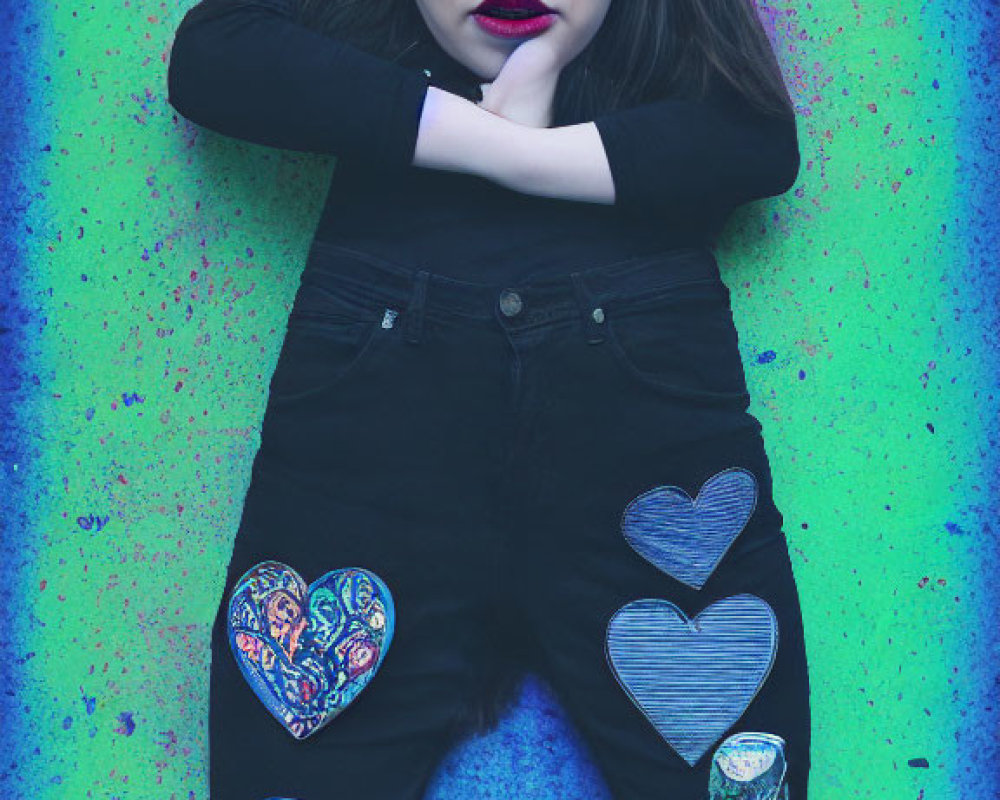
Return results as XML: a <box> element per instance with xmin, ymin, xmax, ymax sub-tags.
<box><xmin>166</xmin><ymin>0</ymin><xmax>801</xmax><ymax>283</ymax></box>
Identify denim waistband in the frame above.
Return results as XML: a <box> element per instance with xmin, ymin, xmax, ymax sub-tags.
<box><xmin>300</xmin><ymin>240</ymin><xmax>723</xmax><ymax>345</ymax></box>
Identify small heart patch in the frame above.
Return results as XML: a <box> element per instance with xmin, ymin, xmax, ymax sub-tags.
<box><xmin>227</xmin><ymin>560</ymin><xmax>395</xmax><ymax>740</ymax></box>
<box><xmin>605</xmin><ymin>594</ymin><xmax>778</xmax><ymax>766</ymax></box>
<box><xmin>621</xmin><ymin>467</ymin><xmax>758</xmax><ymax>589</ymax></box>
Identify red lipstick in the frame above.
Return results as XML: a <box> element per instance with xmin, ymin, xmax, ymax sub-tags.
<box><xmin>472</xmin><ymin>0</ymin><xmax>557</xmax><ymax>39</ymax></box>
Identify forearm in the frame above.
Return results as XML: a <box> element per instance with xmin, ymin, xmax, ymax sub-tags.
<box><xmin>413</xmin><ymin>86</ymin><xmax>616</xmax><ymax>206</ymax></box>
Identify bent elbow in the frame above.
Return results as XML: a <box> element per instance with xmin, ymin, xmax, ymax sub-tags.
<box><xmin>771</xmin><ymin>121</ymin><xmax>801</xmax><ymax>196</ymax></box>
<box><xmin>165</xmin><ymin>2</ymin><xmax>266</xmax><ymax>128</ymax></box>
<box><xmin>731</xmin><ymin>117</ymin><xmax>801</xmax><ymax>205</ymax></box>
<box><xmin>165</xmin><ymin>31</ymin><xmax>195</xmax><ymax>120</ymax></box>
<box><xmin>165</xmin><ymin>10</ymin><xmax>214</xmax><ymax>123</ymax></box>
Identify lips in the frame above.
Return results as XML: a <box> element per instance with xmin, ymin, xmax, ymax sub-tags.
<box><xmin>473</xmin><ymin>0</ymin><xmax>554</xmax><ymax>16</ymax></box>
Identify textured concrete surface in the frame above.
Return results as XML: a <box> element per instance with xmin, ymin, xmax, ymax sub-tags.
<box><xmin>1</xmin><ymin>1</ymin><xmax>997</xmax><ymax>798</ymax></box>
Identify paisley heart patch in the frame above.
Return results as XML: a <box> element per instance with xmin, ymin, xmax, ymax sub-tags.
<box><xmin>621</xmin><ymin>467</ymin><xmax>758</xmax><ymax>589</ymax></box>
<box><xmin>227</xmin><ymin>559</ymin><xmax>395</xmax><ymax>740</ymax></box>
<box><xmin>605</xmin><ymin>594</ymin><xmax>778</xmax><ymax>766</ymax></box>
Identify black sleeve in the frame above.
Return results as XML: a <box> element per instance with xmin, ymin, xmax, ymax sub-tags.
<box><xmin>591</xmin><ymin>77</ymin><xmax>801</xmax><ymax>220</ymax></box>
<box><xmin>166</xmin><ymin>0</ymin><xmax>430</xmax><ymax>168</ymax></box>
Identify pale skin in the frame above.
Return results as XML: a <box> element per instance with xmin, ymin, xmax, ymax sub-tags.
<box><xmin>411</xmin><ymin>0</ymin><xmax>618</xmax><ymax>205</ymax></box>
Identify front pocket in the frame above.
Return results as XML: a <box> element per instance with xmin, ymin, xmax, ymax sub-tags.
<box><xmin>603</xmin><ymin>279</ymin><xmax>751</xmax><ymax>405</ymax></box>
<box><xmin>266</xmin><ymin>280</ymin><xmax>397</xmax><ymax>405</ymax></box>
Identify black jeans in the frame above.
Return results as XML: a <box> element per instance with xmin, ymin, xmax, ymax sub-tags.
<box><xmin>208</xmin><ymin>242</ymin><xmax>812</xmax><ymax>799</ymax></box>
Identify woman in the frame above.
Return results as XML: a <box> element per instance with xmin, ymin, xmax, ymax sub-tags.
<box><xmin>167</xmin><ymin>0</ymin><xmax>810</xmax><ymax>797</ymax></box>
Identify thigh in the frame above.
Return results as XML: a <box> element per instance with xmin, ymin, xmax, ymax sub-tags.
<box><xmin>209</xmin><ymin>490</ymin><xmax>489</xmax><ymax>800</ymax></box>
<box><xmin>512</xmin><ymin>321</ymin><xmax>811</xmax><ymax>799</ymax></box>
<box><xmin>208</xmin><ymin>562</ymin><xmax>476</xmax><ymax>800</ymax></box>
<box><xmin>208</xmin><ymin>298</ymin><xmax>512</xmax><ymax>799</ymax></box>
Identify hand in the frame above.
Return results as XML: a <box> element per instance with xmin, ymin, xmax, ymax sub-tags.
<box><xmin>477</xmin><ymin>36</ymin><xmax>563</xmax><ymax>128</ymax></box>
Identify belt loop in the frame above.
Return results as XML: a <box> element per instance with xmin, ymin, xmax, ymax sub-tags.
<box><xmin>569</xmin><ymin>271</ymin><xmax>606</xmax><ymax>344</ymax></box>
<box><xmin>403</xmin><ymin>269</ymin><xmax>430</xmax><ymax>345</ymax></box>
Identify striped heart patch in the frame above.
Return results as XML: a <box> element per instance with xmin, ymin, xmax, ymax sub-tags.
<box><xmin>621</xmin><ymin>467</ymin><xmax>758</xmax><ymax>589</ymax></box>
<box><xmin>605</xmin><ymin>594</ymin><xmax>778</xmax><ymax>766</ymax></box>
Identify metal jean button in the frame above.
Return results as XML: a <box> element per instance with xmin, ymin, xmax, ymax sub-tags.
<box><xmin>499</xmin><ymin>289</ymin><xmax>523</xmax><ymax>317</ymax></box>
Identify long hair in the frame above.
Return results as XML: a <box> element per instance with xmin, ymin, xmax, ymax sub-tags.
<box><xmin>293</xmin><ymin>0</ymin><xmax>797</xmax><ymax>127</ymax></box>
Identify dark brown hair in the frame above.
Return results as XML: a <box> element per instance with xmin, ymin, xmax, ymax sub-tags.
<box><xmin>294</xmin><ymin>0</ymin><xmax>796</xmax><ymax>127</ymax></box>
